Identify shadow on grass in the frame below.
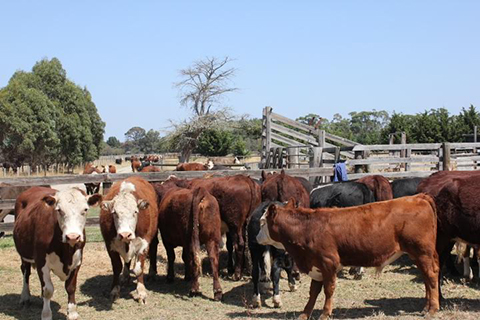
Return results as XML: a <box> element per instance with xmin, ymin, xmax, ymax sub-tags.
<box><xmin>0</xmin><ymin>294</ymin><xmax>66</xmax><ymax>320</ymax></box>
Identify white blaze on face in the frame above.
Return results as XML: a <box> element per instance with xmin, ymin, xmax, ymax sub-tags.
<box><xmin>54</xmin><ymin>189</ymin><xmax>89</xmax><ymax>244</ymax></box>
<box><xmin>256</xmin><ymin>207</ymin><xmax>285</xmax><ymax>250</ymax></box>
<box><xmin>207</xmin><ymin>160</ymin><xmax>214</xmax><ymax>169</ymax></box>
<box><xmin>103</xmin><ymin>182</ymin><xmax>141</xmax><ymax>241</ymax></box>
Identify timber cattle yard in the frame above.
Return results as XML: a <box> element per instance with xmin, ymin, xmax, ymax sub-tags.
<box><xmin>2</xmin><ymin>109</ymin><xmax>480</xmax><ymax>320</ymax></box>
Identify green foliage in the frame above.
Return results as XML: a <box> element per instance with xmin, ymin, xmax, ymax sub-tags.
<box><xmin>106</xmin><ymin>136</ymin><xmax>122</xmax><ymax>148</ymax></box>
<box><xmin>231</xmin><ymin>118</ymin><xmax>262</xmax><ymax>153</ymax></box>
<box><xmin>196</xmin><ymin>129</ymin><xmax>234</xmax><ymax>156</ymax></box>
<box><xmin>0</xmin><ymin>58</ymin><xmax>104</xmax><ymax>168</ymax></box>
<box><xmin>140</xmin><ymin>129</ymin><xmax>161</xmax><ymax>153</ymax></box>
<box><xmin>231</xmin><ymin>138</ymin><xmax>250</xmax><ymax>156</ymax></box>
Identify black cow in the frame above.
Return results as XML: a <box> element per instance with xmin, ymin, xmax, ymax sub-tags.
<box><xmin>310</xmin><ymin>181</ymin><xmax>374</xmax><ymax>209</ymax></box>
<box><xmin>248</xmin><ymin>201</ymin><xmax>297</xmax><ymax>308</ymax></box>
<box><xmin>115</xmin><ymin>158</ymin><xmax>123</xmax><ymax>165</ymax></box>
<box><xmin>391</xmin><ymin>177</ymin><xmax>424</xmax><ymax>198</ymax></box>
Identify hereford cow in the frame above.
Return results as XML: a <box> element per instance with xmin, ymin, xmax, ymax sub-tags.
<box><xmin>249</xmin><ymin>201</ymin><xmax>297</xmax><ymax>308</ymax></box>
<box><xmin>151</xmin><ymin>182</ymin><xmax>223</xmax><ymax>300</ymax></box>
<box><xmin>261</xmin><ymin>170</ymin><xmax>310</xmax><ymax>208</ymax></box>
<box><xmin>108</xmin><ymin>165</ymin><xmax>117</xmax><ymax>174</ymax></box>
<box><xmin>357</xmin><ymin>175</ymin><xmax>393</xmax><ymax>201</ymax></box>
<box><xmin>391</xmin><ymin>177</ymin><xmax>423</xmax><ymax>198</ymax></box>
<box><xmin>139</xmin><ymin>165</ymin><xmax>161</xmax><ymax>172</ymax></box>
<box><xmin>14</xmin><ymin>187</ymin><xmax>102</xmax><ymax>320</ymax></box>
<box><xmin>100</xmin><ymin>177</ymin><xmax>158</xmax><ymax>304</ymax></box>
<box><xmin>162</xmin><ymin>175</ymin><xmax>260</xmax><ymax>280</ymax></box>
<box><xmin>176</xmin><ymin>163</ymin><xmax>208</xmax><ymax>171</ymax></box>
<box><xmin>83</xmin><ymin>164</ymin><xmax>102</xmax><ymax>195</ymax></box>
<box><xmin>131</xmin><ymin>159</ymin><xmax>142</xmax><ymax>172</ymax></box>
<box><xmin>257</xmin><ymin>195</ymin><xmax>440</xmax><ymax>319</ymax></box>
<box><xmin>432</xmin><ymin>175</ymin><xmax>480</xmax><ymax>296</ymax></box>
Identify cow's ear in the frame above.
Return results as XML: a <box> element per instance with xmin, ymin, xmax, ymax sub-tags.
<box><xmin>138</xmin><ymin>199</ymin><xmax>149</xmax><ymax>210</ymax></box>
<box><xmin>88</xmin><ymin>194</ymin><xmax>103</xmax><ymax>207</ymax></box>
<box><xmin>261</xmin><ymin>170</ymin><xmax>267</xmax><ymax>181</ymax></box>
<box><xmin>280</xmin><ymin>169</ymin><xmax>285</xmax><ymax>177</ymax></box>
<box><xmin>286</xmin><ymin>198</ymin><xmax>297</xmax><ymax>208</ymax></box>
<box><xmin>101</xmin><ymin>201</ymin><xmax>113</xmax><ymax>212</ymax></box>
<box><xmin>267</xmin><ymin>204</ymin><xmax>278</xmax><ymax>219</ymax></box>
<box><xmin>42</xmin><ymin>195</ymin><xmax>57</xmax><ymax>207</ymax></box>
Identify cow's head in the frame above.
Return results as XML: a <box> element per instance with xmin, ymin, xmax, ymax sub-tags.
<box><xmin>101</xmin><ymin>181</ymin><xmax>149</xmax><ymax>243</ymax></box>
<box><xmin>206</xmin><ymin>160</ymin><xmax>214</xmax><ymax>170</ymax></box>
<box><xmin>256</xmin><ymin>200</ymin><xmax>296</xmax><ymax>250</ymax></box>
<box><xmin>43</xmin><ymin>189</ymin><xmax>102</xmax><ymax>246</ymax></box>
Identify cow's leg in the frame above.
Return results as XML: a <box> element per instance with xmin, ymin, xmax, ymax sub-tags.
<box><xmin>37</xmin><ymin>262</ymin><xmax>54</xmax><ymax>320</ymax></box>
<box><xmin>148</xmin><ymin>232</ymin><xmax>159</xmax><ymax>279</ymax></box>
<box><xmin>436</xmin><ymin>235</ymin><xmax>451</xmax><ymax>302</ymax></box>
<box><xmin>284</xmin><ymin>255</ymin><xmax>297</xmax><ymax>292</ymax></box>
<box><xmin>206</xmin><ymin>240</ymin><xmax>223</xmax><ymax>301</ymax></box>
<box><xmin>250</xmin><ymin>245</ymin><xmax>262</xmax><ymax>308</ymax></box>
<box><xmin>134</xmin><ymin>253</ymin><xmax>148</xmax><ymax>304</ymax></box>
<box><xmin>320</xmin><ymin>272</ymin><xmax>337</xmax><ymax>320</ymax></box>
<box><xmin>226</xmin><ymin>231</ymin><xmax>234</xmax><ymax>276</ymax></box>
<box><xmin>416</xmin><ymin>253</ymin><xmax>440</xmax><ymax>315</ymax></box>
<box><xmin>20</xmin><ymin>261</ymin><xmax>32</xmax><ymax>305</ymax></box>
<box><xmin>298</xmin><ymin>280</ymin><xmax>323</xmax><ymax>320</ymax></box>
<box><xmin>107</xmin><ymin>249</ymin><xmax>122</xmax><ymax>301</ymax></box>
<box><xmin>182</xmin><ymin>247</ymin><xmax>192</xmax><ymax>281</ymax></box>
<box><xmin>65</xmin><ymin>266</ymin><xmax>80</xmax><ymax>320</ymax></box>
<box><xmin>232</xmin><ymin>230</ymin><xmax>245</xmax><ymax>281</ymax></box>
<box><xmin>165</xmin><ymin>244</ymin><xmax>176</xmax><ymax>283</ymax></box>
<box><xmin>271</xmin><ymin>256</ymin><xmax>283</xmax><ymax>308</ymax></box>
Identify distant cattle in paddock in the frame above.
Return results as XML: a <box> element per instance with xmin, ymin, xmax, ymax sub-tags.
<box><xmin>139</xmin><ymin>165</ymin><xmax>161</xmax><ymax>172</ymax></box>
<box><xmin>391</xmin><ymin>177</ymin><xmax>424</xmax><ymax>198</ymax></box>
<box><xmin>261</xmin><ymin>170</ymin><xmax>310</xmax><ymax>208</ymax></box>
<box><xmin>208</xmin><ymin>157</ymin><xmax>240</xmax><ymax>166</ymax></box>
<box><xmin>151</xmin><ymin>182</ymin><xmax>223</xmax><ymax>300</ymax></box>
<box><xmin>0</xmin><ymin>183</ymin><xmax>31</xmax><ymax>221</ymax></box>
<box><xmin>432</xmin><ymin>174</ymin><xmax>480</xmax><ymax>297</ymax></box>
<box><xmin>83</xmin><ymin>163</ymin><xmax>102</xmax><ymax>195</ymax></box>
<box><xmin>206</xmin><ymin>160</ymin><xmax>229</xmax><ymax>170</ymax></box>
<box><xmin>257</xmin><ymin>195</ymin><xmax>440</xmax><ymax>319</ymax></box>
<box><xmin>357</xmin><ymin>175</ymin><xmax>393</xmax><ymax>201</ymax></box>
<box><xmin>108</xmin><ymin>165</ymin><xmax>117</xmax><ymax>174</ymax></box>
<box><xmin>249</xmin><ymin>201</ymin><xmax>297</xmax><ymax>308</ymax></box>
<box><xmin>115</xmin><ymin>158</ymin><xmax>123</xmax><ymax>165</ymax></box>
<box><xmin>176</xmin><ymin>163</ymin><xmax>208</xmax><ymax>171</ymax></box>
<box><xmin>131</xmin><ymin>159</ymin><xmax>142</xmax><ymax>172</ymax></box>
<box><xmin>14</xmin><ymin>187</ymin><xmax>102</xmax><ymax>320</ymax></box>
<box><xmin>310</xmin><ymin>181</ymin><xmax>374</xmax><ymax>209</ymax></box>
<box><xmin>100</xmin><ymin>177</ymin><xmax>158</xmax><ymax>304</ymax></box>
<box><xmin>164</xmin><ymin>174</ymin><xmax>261</xmax><ymax>280</ymax></box>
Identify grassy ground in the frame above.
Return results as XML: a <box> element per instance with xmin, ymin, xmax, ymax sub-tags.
<box><xmin>1</xmin><ymin>228</ymin><xmax>480</xmax><ymax>320</ymax></box>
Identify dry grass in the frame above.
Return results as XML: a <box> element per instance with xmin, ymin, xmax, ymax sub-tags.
<box><xmin>1</xmin><ymin>229</ymin><xmax>480</xmax><ymax>320</ymax></box>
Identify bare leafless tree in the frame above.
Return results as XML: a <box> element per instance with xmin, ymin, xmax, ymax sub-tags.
<box><xmin>174</xmin><ymin>56</ymin><xmax>238</xmax><ymax>116</ymax></box>
<box><xmin>169</xmin><ymin>57</ymin><xmax>238</xmax><ymax>162</ymax></box>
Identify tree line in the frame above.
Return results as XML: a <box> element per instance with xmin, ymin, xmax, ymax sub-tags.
<box><xmin>0</xmin><ymin>58</ymin><xmax>105</xmax><ymax>171</ymax></box>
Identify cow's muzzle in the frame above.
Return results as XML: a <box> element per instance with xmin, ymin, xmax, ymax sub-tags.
<box><xmin>119</xmin><ymin>232</ymin><xmax>134</xmax><ymax>243</ymax></box>
<box><xmin>66</xmin><ymin>233</ymin><xmax>82</xmax><ymax>246</ymax></box>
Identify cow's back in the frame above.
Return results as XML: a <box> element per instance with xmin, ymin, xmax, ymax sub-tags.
<box><xmin>391</xmin><ymin>177</ymin><xmax>423</xmax><ymax>198</ymax></box>
<box><xmin>310</xmin><ymin>181</ymin><xmax>374</xmax><ymax>208</ymax></box>
<box><xmin>357</xmin><ymin>175</ymin><xmax>393</xmax><ymax>201</ymax></box>
<box><xmin>261</xmin><ymin>172</ymin><xmax>310</xmax><ymax>208</ymax></box>
<box><xmin>417</xmin><ymin>170</ymin><xmax>480</xmax><ymax>197</ymax></box>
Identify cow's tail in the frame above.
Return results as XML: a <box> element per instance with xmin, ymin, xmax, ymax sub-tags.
<box><xmin>190</xmin><ymin>187</ymin><xmax>204</xmax><ymax>278</ymax></box>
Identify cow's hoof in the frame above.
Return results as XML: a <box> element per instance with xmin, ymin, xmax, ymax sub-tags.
<box><xmin>289</xmin><ymin>283</ymin><xmax>297</xmax><ymax>292</ymax></box>
<box><xmin>213</xmin><ymin>290</ymin><xmax>223</xmax><ymax>301</ymax></box>
<box><xmin>67</xmin><ymin>311</ymin><xmax>79</xmax><ymax>320</ymax></box>
<box><xmin>110</xmin><ymin>286</ymin><xmax>120</xmax><ymax>301</ymax></box>
<box><xmin>189</xmin><ymin>290</ymin><xmax>201</xmax><ymax>297</ymax></box>
<box><xmin>136</xmin><ymin>291</ymin><xmax>147</xmax><ymax>305</ymax></box>
<box><xmin>319</xmin><ymin>313</ymin><xmax>331</xmax><ymax>320</ymax></box>
<box><xmin>272</xmin><ymin>295</ymin><xmax>282</xmax><ymax>308</ymax></box>
<box><xmin>252</xmin><ymin>294</ymin><xmax>261</xmax><ymax>308</ymax></box>
<box><xmin>41</xmin><ymin>309</ymin><xmax>52</xmax><ymax>320</ymax></box>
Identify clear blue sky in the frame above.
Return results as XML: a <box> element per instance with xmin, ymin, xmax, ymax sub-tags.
<box><xmin>1</xmin><ymin>1</ymin><xmax>479</xmax><ymax>140</ymax></box>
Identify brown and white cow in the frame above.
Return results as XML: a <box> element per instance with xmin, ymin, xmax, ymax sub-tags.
<box><xmin>257</xmin><ymin>194</ymin><xmax>440</xmax><ymax>319</ymax></box>
<box><xmin>151</xmin><ymin>182</ymin><xmax>223</xmax><ymax>300</ymax></box>
<box><xmin>14</xmin><ymin>187</ymin><xmax>101</xmax><ymax>320</ymax></box>
<box><xmin>100</xmin><ymin>176</ymin><xmax>158</xmax><ymax>304</ymax></box>
<box><xmin>176</xmin><ymin>162</ymin><xmax>208</xmax><ymax>171</ymax></box>
<box><xmin>83</xmin><ymin>163</ymin><xmax>102</xmax><ymax>195</ymax></box>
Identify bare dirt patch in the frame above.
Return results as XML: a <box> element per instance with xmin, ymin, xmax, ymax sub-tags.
<box><xmin>0</xmin><ymin>231</ymin><xmax>479</xmax><ymax>320</ymax></box>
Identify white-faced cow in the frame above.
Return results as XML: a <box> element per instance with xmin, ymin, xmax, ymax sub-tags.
<box><xmin>14</xmin><ymin>186</ymin><xmax>101</xmax><ymax>320</ymax></box>
<box><xmin>100</xmin><ymin>176</ymin><xmax>158</xmax><ymax>304</ymax></box>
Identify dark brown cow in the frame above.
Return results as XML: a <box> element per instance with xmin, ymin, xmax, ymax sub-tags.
<box><xmin>357</xmin><ymin>175</ymin><xmax>393</xmax><ymax>201</ymax></box>
<box><xmin>83</xmin><ymin>163</ymin><xmax>102</xmax><ymax>195</ymax></box>
<box><xmin>176</xmin><ymin>163</ymin><xmax>208</xmax><ymax>171</ymax></box>
<box><xmin>257</xmin><ymin>195</ymin><xmax>440</xmax><ymax>319</ymax></box>
<box><xmin>14</xmin><ymin>187</ymin><xmax>101</xmax><ymax>320</ymax></box>
<box><xmin>417</xmin><ymin>170</ymin><xmax>480</xmax><ymax>197</ymax></box>
<box><xmin>261</xmin><ymin>170</ymin><xmax>310</xmax><ymax>208</ymax></box>
<box><xmin>163</xmin><ymin>175</ymin><xmax>260</xmax><ymax>280</ymax></box>
<box><xmin>0</xmin><ymin>183</ymin><xmax>30</xmax><ymax>221</ymax></box>
<box><xmin>100</xmin><ymin>177</ymin><xmax>158</xmax><ymax>304</ymax></box>
<box><xmin>152</xmin><ymin>183</ymin><xmax>223</xmax><ymax>300</ymax></box>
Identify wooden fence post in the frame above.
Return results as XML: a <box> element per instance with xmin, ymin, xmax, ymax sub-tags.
<box><xmin>405</xmin><ymin>148</ymin><xmax>411</xmax><ymax>171</ymax></box>
<box><xmin>442</xmin><ymin>142</ymin><xmax>451</xmax><ymax>171</ymax></box>
<box><xmin>318</xmin><ymin>130</ymin><xmax>325</xmax><ymax>148</ymax></box>
<box><xmin>261</xmin><ymin>106</ymin><xmax>272</xmax><ymax>168</ymax></box>
<box><xmin>354</xmin><ymin>151</ymin><xmax>364</xmax><ymax>174</ymax></box>
<box><xmin>287</xmin><ymin>147</ymin><xmax>299</xmax><ymax>169</ymax></box>
<box><xmin>309</xmin><ymin>147</ymin><xmax>323</xmax><ymax>185</ymax></box>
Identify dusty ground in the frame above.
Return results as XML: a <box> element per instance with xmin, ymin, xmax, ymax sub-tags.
<box><xmin>1</xmin><ymin>227</ymin><xmax>480</xmax><ymax>320</ymax></box>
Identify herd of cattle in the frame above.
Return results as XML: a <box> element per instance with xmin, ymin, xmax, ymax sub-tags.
<box><xmin>6</xmin><ymin>164</ymin><xmax>480</xmax><ymax>320</ymax></box>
